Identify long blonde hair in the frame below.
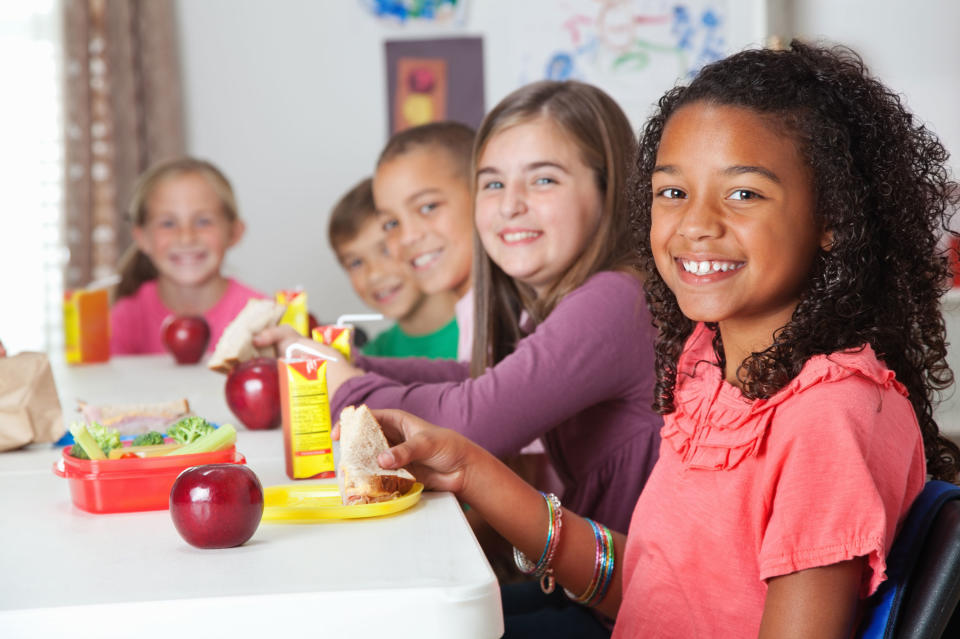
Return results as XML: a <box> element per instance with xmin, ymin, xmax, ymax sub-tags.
<box><xmin>114</xmin><ymin>157</ymin><xmax>239</xmax><ymax>300</ymax></box>
<box><xmin>470</xmin><ymin>81</ymin><xmax>639</xmax><ymax>376</ymax></box>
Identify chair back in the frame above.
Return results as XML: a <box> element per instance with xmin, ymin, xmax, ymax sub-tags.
<box><xmin>856</xmin><ymin>479</ymin><xmax>960</xmax><ymax>639</ymax></box>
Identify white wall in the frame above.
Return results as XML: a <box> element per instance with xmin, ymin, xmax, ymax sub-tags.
<box><xmin>174</xmin><ymin>0</ymin><xmax>768</xmax><ymax>329</ymax></box>
<box><xmin>790</xmin><ymin>0</ymin><xmax>960</xmax><ymax>177</ymax></box>
<box><xmin>175</xmin><ymin>0</ymin><xmax>960</xmax><ymax>432</ymax></box>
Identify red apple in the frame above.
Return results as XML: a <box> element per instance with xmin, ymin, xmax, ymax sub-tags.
<box><xmin>225</xmin><ymin>357</ymin><xmax>281</xmax><ymax>430</ymax></box>
<box><xmin>161</xmin><ymin>315</ymin><xmax>210</xmax><ymax>364</ymax></box>
<box><xmin>170</xmin><ymin>463</ymin><xmax>263</xmax><ymax>549</ymax></box>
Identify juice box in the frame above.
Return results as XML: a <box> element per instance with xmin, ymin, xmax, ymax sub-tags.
<box><xmin>276</xmin><ymin>289</ymin><xmax>309</xmax><ymax>336</ymax></box>
<box><xmin>277</xmin><ymin>355</ymin><xmax>336</xmax><ymax>480</ymax></box>
<box><xmin>63</xmin><ymin>288</ymin><xmax>110</xmax><ymax>364</ymax></box>
<box><xmin>311</xmin><ymin>324</ymin><xmax>353</xmax><ymax>360</ymax></box>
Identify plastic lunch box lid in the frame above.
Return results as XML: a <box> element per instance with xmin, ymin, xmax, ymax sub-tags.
<box><xmin>56</xmin><ymin>444</ymin><xmax>238</xmax><ymax>480</ymax></box>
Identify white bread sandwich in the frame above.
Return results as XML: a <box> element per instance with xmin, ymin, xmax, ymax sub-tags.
<box><xmin>208</xmin><ymin>298</ymin><xmax>287</xmax><ymax>374</ymax></box>
<box><xmin>338</xmin><ymin>404</ymin><xmax>416</xmax><ymax>505</ymax></box>
<box><xmin>77</xmin><ymin>398</ymin><xmax>191</xmax><ymax>435</ymax></box>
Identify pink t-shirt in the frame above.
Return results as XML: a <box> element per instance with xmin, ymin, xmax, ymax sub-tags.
<box><xmin>454</xmin><ymin>287</ymin><xmax>473</xmax><ymax>363</ymax></box>
<box><xmin>612</xmin><ymin>323</ymin><xmax>926</xmax><ymax>639</ymax></box>
<box><xmin>110</xmin><ymin>278</ymin><xmax>265</xmax><ymax>355</ymax></box>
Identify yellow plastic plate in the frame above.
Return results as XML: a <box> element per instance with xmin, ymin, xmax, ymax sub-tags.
<box><xmin>262</xmin><ymin>482</ymin><xmax>424</xmax><ymax>522</ymax></box>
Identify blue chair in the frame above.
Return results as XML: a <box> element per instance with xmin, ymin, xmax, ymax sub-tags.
<box><xmin>856</xmin><ymin>480</ymin><xmax>960</xmax><ymax>639</ymax></box>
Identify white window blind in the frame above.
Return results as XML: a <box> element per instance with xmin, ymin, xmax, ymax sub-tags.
<box><xmin>0</xmin><ymin>1</ymin><xmax>65</xmax><ymax>355</ymax></box>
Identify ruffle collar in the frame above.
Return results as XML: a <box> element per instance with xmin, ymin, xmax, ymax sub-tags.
<box><xmin>662</xmin><ymin>324</ymin><xmax>907</xmax><ymax>471</ymax></box>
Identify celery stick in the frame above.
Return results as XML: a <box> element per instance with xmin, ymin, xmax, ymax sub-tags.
<box><xmin>164</xmin><ymin>424</ymin><xmax>237</xmax><ymax>455</ymax></box>
<box><xmin>69</xmin><ymin>423</ymin><xmax>106</xmax><ymax>460</ymax></box>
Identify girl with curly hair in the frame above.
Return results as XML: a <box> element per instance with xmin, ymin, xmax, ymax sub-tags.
<box><xmin>355</xmin><ymin>41</ymin><xmax>960</xmax><ymax>638</ymax></box>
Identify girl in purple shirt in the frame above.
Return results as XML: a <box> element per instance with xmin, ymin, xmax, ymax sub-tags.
<box><xmin>110</xmin><ymin>157</ymin><xmax>264</xmax><ymax>354</ymax></box>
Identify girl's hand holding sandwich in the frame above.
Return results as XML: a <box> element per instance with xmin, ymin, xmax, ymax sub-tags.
<box><xmin>372</xmin><ymin>407</ymin><xmax>626</xmax><ymax>619</ymax></box>
<box><xmin>370</xmin><ymin>408</ymin><xmax>475</xmax><ymax>495</ymax></box>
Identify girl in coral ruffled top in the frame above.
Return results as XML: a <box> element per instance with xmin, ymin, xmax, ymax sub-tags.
<box><xmin>347</xmin><ymin>41</ymin><xmax>960</xmax><ymax>639</ymax></box>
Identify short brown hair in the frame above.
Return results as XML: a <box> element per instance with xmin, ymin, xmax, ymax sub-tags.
<box><xmin>328</xmin><ymin>177</ymin><xmax>377</xmax><ymax>250</ymax></box>
<box><xmin>377</xmin><ymin>121</ymin><xmax>476</xmax><ymax>182</ymax></box>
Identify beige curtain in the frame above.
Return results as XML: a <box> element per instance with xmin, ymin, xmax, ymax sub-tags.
<box><xmin>62</xmin><ymin>0</ymin><xmax>185</xmax><ymax>289</ymax></box>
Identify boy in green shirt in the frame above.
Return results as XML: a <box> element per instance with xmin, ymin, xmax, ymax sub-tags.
<box><xmin>328</xmin><ymin>178</ymin><xmax>458</xmax><ymax>359</ymax></box>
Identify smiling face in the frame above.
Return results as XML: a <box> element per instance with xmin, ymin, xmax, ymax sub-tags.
<box><xmin>474</xmin><ymin>117</ymin><xmax>604</xmax><ymax>297</ymax></box>
<box><xmin>373</xmin><ymin>146</ymin><xmax>474</xmax><ymax>298</ymax></box>
<box><xmin>334</xmin><ymin>218</ymin><xmax>425</xmax><ymax>321</ymax></box>
<box><xmin>650</xmin><ymin>102</ymin><xmax>830</xmax><ymax>352</ymax></box>
<box><xmin>133</xmin><ymin>172</ymin><xmax>243</xmax><ymax>289</ymax></box>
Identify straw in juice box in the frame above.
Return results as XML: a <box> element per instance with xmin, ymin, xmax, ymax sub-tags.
<box><xmin>276</xmin><ymin>288</ymin><xmax>309</xmax><ymax>336</ymax></box>
<box><xmin>278</xmin><ymin>343</ymin><xmax>338</xmax><ymax>480</ymax></box>
<box><xmin>311</xmin><ymin>313</ymin><xmax>383</xmax><ymax>360</ymax></box>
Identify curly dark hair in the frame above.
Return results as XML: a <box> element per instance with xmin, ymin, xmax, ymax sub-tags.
<box><xmin>631</xmin><ymin>40</ymin><xmax>960</xmax><ymax>482</ymax></box>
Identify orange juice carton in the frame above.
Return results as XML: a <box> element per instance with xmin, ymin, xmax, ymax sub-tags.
<box><xmin>276</xmin><ymin>288</ymin><xmax>309</xmax><ymax>336</ymax></box>
<box><xmin>278</xmin><ymin>344</ymin><xmax>338</xmax><ymax>480</ymax></box>
<box><xmin>311</xmin><ymin>313</ymin><xmax>383</xmax><ymax>360</ymax></box>
<box><xmin>63</xmin><ymin>288</ymin><xmax>110</xmax><ymax>364</ymax></box>
<box><xmin>311</xmin><ymin>325</ymin><xmax>353</xmax><ymax>360</ymax></box>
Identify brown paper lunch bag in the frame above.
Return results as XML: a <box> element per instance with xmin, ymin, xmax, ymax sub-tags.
<box><xmin>0</xmin><ymin>352</ymin><xmax>65</xmax><ymax>451</ymax></box>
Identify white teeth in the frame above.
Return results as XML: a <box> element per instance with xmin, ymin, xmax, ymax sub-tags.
<box><xmin>681</xmin><ymin>260</ymin><xmax>743</xmax><ymax>274</ymax></box>
<box><xmin>373</xmin><ymin>285</ymin><xmax>401</xmax><ymax>301</ymax></box>
<box><xmin>412</xmin><ymin>251</ymin><xmax>441</xmax><ymax>268</ymax></box>
<box><xmin>502</xmin><ymin>231</ymin><xmax>540</xmax><ymax>242</ymax></box>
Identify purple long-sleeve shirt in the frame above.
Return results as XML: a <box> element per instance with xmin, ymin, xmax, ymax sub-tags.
<box><xmin>332</xmin><ymin>271</ymin><xmax>662</xmax><ymax>533</ymax></box>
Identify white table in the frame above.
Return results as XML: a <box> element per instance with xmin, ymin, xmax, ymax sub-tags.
<box><xmin>0</xmin><ymin>355</ymin><xmax>503</xmax><ymax>638</ymax></box>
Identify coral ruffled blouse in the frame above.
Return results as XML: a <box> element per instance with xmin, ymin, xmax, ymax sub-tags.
<box><xmin>613</xmin><ymin>323</ymin><xmax>926</xmax><ymax>639</ymax></box>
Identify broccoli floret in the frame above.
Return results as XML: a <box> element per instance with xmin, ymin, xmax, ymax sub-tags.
<box><xmin>166</xmin><ymin>416</ymin><xmax>215</xmax><ymax>444</ymax></box>
<box><xmin>70</xmin><ymin>443</ymin><xmax>90</xmax><ymax>459</ymax></box>
<box><xmin>88</xmin><ymin>422</ymin><xmax>122</xmax><ymax>455</ymax></box>
<box><xmin>69</xmin><ymin>421</ymin><xmax>121</xmax><ymax>459</ymax></box>
<box><xmin>132</xmin><ymin>431</ymin><xmax>165</xmax><ymax>446</ymax></box>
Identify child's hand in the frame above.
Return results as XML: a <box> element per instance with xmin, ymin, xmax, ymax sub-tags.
<box><xmin>252</xmin><ymin>324</ymin><xmax>315</xmax><ymax>358</ymax></box>
<box><xmin>255</xmin><ymin>327</ymin><xmax>363</xmax><ymax>396</ymax></box>
<box><xmin>372</xmin><ymin>408</ymin><xmax>475</xmax><ymax>495</ymax></box>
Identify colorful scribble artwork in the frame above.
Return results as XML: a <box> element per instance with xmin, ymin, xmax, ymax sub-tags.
<box><xmin>505</xmin><ymin>0</ymin><xmax>734</xmax><ymax>123</ymax></box>
<box><xmin>362</xmin><ymin>0</ymin><xmax>466</xmax><ymax>26</ymax></box>
<box><xmin>542</xmin><ymin>0</ymin><xmax>726</xmax><ymax>83</ymax></box>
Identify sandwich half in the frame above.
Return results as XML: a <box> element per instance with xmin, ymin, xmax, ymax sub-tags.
<box><xmin>208</xmin><ymin>298</ymin><xmax>287</xmax><ymax>374</ymax></box>
<box><xmin>338</xmin><ymin>404</ymin><xmax>415</xmax><ymax>505</ymax></box>
<box><xmin>77</xmin><ymin>398</ymin><xmax>191</xmax><ymax>435</ymax></box>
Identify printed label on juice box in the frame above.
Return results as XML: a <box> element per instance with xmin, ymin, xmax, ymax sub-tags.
<box><xmin>278</xmin><ymin>357</ymin><xmax>336</xmax><ymax>480</ymax></box>
<box><xmin>311</xmin><ymin>325</ymin><xmax>352</xmax><ymax>360</ymax></box>
<box><xmin>276</xmin><ymin>289</ymin><xmax>309</xmax><ymax>336</ymax></box>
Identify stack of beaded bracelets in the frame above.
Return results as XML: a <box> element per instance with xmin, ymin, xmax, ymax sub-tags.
<box><xmin>513</xmin><ymin>492</ymin><xmax>563</xmax><ymax>594</ymax></box>
<box><xmin>563</xmin><ymin>518</ymin><xmax>615</xmax><ymax>607</ymax></box>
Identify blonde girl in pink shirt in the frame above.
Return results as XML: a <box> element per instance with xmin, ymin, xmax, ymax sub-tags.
<box><xmin>360</xmin><ymin>41</ymin><xmax>960</xmax><ymax>638</ymax></box>
<box><xmin>110</xmin><ymin>157</ymin><xmax>264</xmax><ymax>354</ymax></box>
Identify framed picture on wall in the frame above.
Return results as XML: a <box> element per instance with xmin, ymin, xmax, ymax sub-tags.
<box><xmin>384</xmin><ymin>37</ymin><xmax>485</xmax><ymax>135</ymax></box>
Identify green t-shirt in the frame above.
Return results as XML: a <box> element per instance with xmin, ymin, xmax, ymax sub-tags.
<box><xmin>361</xmin><ymin>317</ymin><xmax>459</xmax><ymax>359</ymax></box>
